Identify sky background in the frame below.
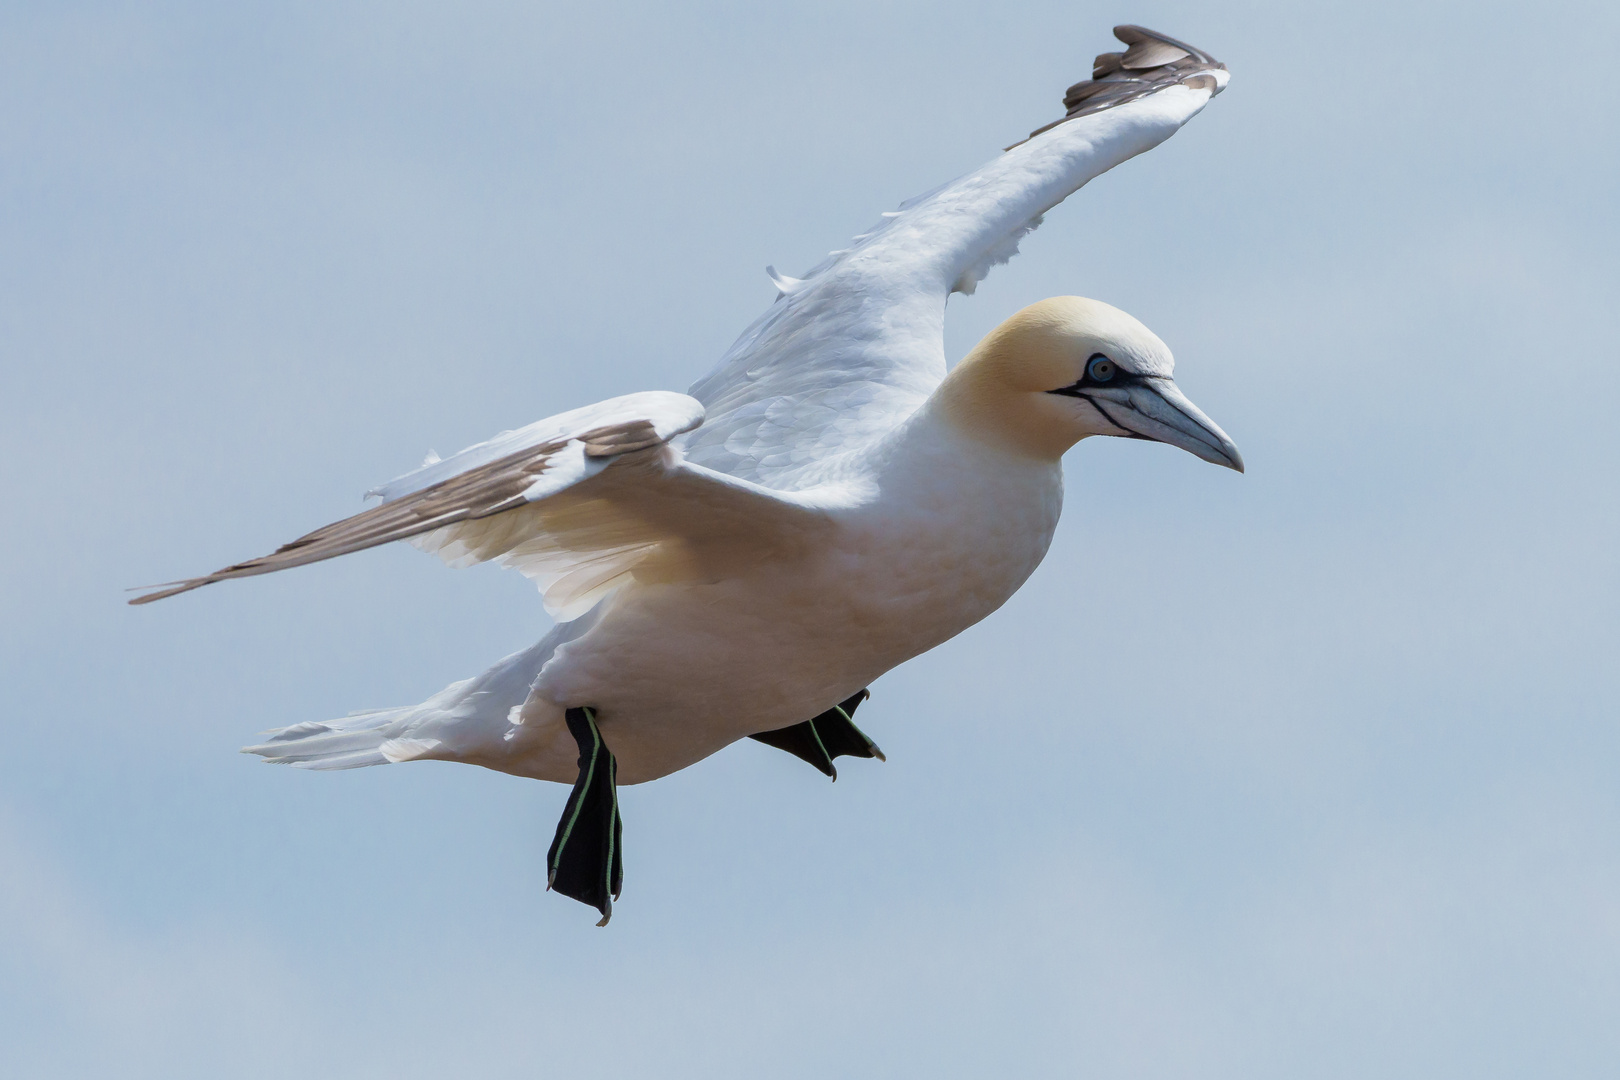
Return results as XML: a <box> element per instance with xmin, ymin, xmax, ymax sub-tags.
<box><xmin>2</xmin><ymin>1</ymin><xmax>1618</xmax><ymax>1076</ymax></box>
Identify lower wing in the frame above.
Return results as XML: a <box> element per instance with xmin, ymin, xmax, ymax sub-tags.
<box><xmin>131</xmin><ymin>390</ymin><xmax>836</xmax><ymax>618</ymax></box>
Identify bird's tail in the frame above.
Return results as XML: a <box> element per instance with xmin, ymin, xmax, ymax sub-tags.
<box><xmin>242</xmin><ymin>708</ymin><xmax>438</xmax><ymax>770</ymax></box>
<box><xmin>240</xmin><ymin>621</ymin><xmax>592</xmax><ymax>772</ymax></box>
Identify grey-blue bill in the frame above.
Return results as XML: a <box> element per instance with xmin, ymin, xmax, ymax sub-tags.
<box><xmin>1083</xmin><ymin>376</ymin><xmax>1244</xmax><ymax>472</ymax></box>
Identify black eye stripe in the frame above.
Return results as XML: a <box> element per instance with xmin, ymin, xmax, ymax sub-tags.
<box><xmin>1045</xmin><ymin>353</ymin><xmax>1142</xmax><ymax>397</ymax></box>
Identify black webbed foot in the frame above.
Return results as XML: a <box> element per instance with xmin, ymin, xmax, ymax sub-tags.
<box><xmin>749</xmin><ymin>689</ymin><xmax>885</xmax><ymax>780</ymax></box>
<box><xmin>547</xmin><ymin>707</ymin><xmax>623</xmax><ymax>925</ymax></box>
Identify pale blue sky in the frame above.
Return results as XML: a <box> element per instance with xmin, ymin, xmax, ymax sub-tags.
<box><xmin>2</xmin><ymin>2</ymin><xmax>1617</xmax><ymax>1077</ymax></box>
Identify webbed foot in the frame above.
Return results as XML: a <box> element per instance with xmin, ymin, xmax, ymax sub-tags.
<box><xmin>547</xmin><ymin>706</ymin><xmax>623</xmax><ymax>925</ymax></box>
<box><xmin>749</xmin><ymin>689</ymin><xmax>885</xmax><ymax>780</ymax></box>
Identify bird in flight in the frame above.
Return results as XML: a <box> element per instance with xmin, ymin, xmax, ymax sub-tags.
<box><xmin>135</xmin><ymin>25</ymin><xmax>1240</xmax><ymax>924</ymax></box>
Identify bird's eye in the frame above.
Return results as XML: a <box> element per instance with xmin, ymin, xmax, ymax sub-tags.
<box><xmin>1087</xmin><ymin>356</ymin><xmax>1117</xmax><ymax>382</ymax></box>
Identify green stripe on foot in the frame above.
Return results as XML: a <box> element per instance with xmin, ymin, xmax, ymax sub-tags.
<box><xmin>546</xmin><ymin>707</ymin><xmax>624</xmax><ymax>925</ymax></box>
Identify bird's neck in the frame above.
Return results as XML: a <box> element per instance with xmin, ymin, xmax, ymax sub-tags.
<box><xmin>928</xmin><ymin>336</ymin><xmax>1079</xmax><ymax>462</ymax></box>
<box><xmin>865</xmin><ymin>383</ymin><xmax>1064</xmax><ymax>513</ymax></box>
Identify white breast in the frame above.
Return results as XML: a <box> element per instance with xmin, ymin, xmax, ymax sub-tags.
<box><xmin>526</xmin><ymin>412</ymin><xmax>1064</xmax><ymax>783</ymax></box>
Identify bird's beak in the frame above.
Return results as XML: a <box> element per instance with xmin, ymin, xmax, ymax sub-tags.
<box><xmin>1083</xmin><ymin>377</ymin><xmax>1244</xmax><ymax>472</ymax></box>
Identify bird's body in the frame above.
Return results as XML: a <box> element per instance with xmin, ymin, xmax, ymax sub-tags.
<box><xmin>462</xmin><ymin>401</ymin><xmax>1063</xmax><ymax>785</ymax></box>
<box><xmin>137</xmin><ymin>26</ymin><xmax>1241</xmax><ymax>920</ymax></box>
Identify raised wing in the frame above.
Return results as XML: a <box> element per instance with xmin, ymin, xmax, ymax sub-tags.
<box><xmin>131</xmin><ymin>391</ymin><xmax>835</xmax><ymax>617</ymax></box>
<box><xmin>681</xmin><ymin>25</ymin><xmax>1227</xmax><ymax>488</ymax></box>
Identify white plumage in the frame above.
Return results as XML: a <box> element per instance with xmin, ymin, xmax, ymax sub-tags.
<box><xmin>136</xmin><ymin>26</ymin><xmax>1241</xmax><ymax>919</ymax></box>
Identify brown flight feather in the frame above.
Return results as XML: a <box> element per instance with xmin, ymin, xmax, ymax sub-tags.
<box><xmin>1007</xmin><ymin>24</ymin><xmax>1225</xmax><ymax>150</ymax></box>
<box><xmin>129</xmin><ymin>420</ymin><xmax>668</xmax><ymax>605</ymax></box>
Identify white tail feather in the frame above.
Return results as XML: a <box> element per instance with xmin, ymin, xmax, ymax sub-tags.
<box><xmin>379</xmin><ymin>736</ymin><xmax>443</xmax><ymax>763</ymax></box>
<box><xmin>243</xmin><ymin>708</ymin><xmax>413</xmax><ymax>770</ymax></box>
<box><xmin>241</xmin><ymin>622</ymin><xmax>590</xmax><ymax>774</ymax></box>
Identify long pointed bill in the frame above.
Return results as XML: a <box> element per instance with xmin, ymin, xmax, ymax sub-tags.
<box><xmin>1083</xmin><ymin>377</ymin><xmax>1244</xmax><ymax>472</ymax></box>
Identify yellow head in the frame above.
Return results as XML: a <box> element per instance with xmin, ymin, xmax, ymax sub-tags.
<box><xmin>936</xmin><ymin>296</ymin><xmax>1242</xmax><ymax>469</ymax></box>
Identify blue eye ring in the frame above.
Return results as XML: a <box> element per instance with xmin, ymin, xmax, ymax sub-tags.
<box><xmin>1087</xmin><ymin>355</ymin><xmax>1117</xmax><ymax>382</ymax></box>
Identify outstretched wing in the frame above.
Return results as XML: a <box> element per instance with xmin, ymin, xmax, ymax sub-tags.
<box><xmin>681</xmin><ymin>25</ymin><xmax>1228</xmax><ymax>488</ymax></box>
<box><xmin>131</xmin><ymin>391</ymin><xmax>836</xmax><ymax>618</ymax></box>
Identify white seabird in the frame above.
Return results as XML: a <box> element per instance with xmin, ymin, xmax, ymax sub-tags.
<box><xmin>135</xmin><ymin>25</ymin><xmax>1240</xmax><ymax>923</ymax></box>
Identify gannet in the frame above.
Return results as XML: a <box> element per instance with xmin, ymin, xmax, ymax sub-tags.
<box><xmin>134</xmin><ymin>26</ymin><xmax>1239</xmax><ymax>923</ymax></box>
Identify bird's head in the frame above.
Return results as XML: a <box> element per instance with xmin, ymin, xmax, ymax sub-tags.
<box><xmin>938</xmin><ymin>295</ymin><xmax>1242</xmax><ymax>470</ymax></box>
